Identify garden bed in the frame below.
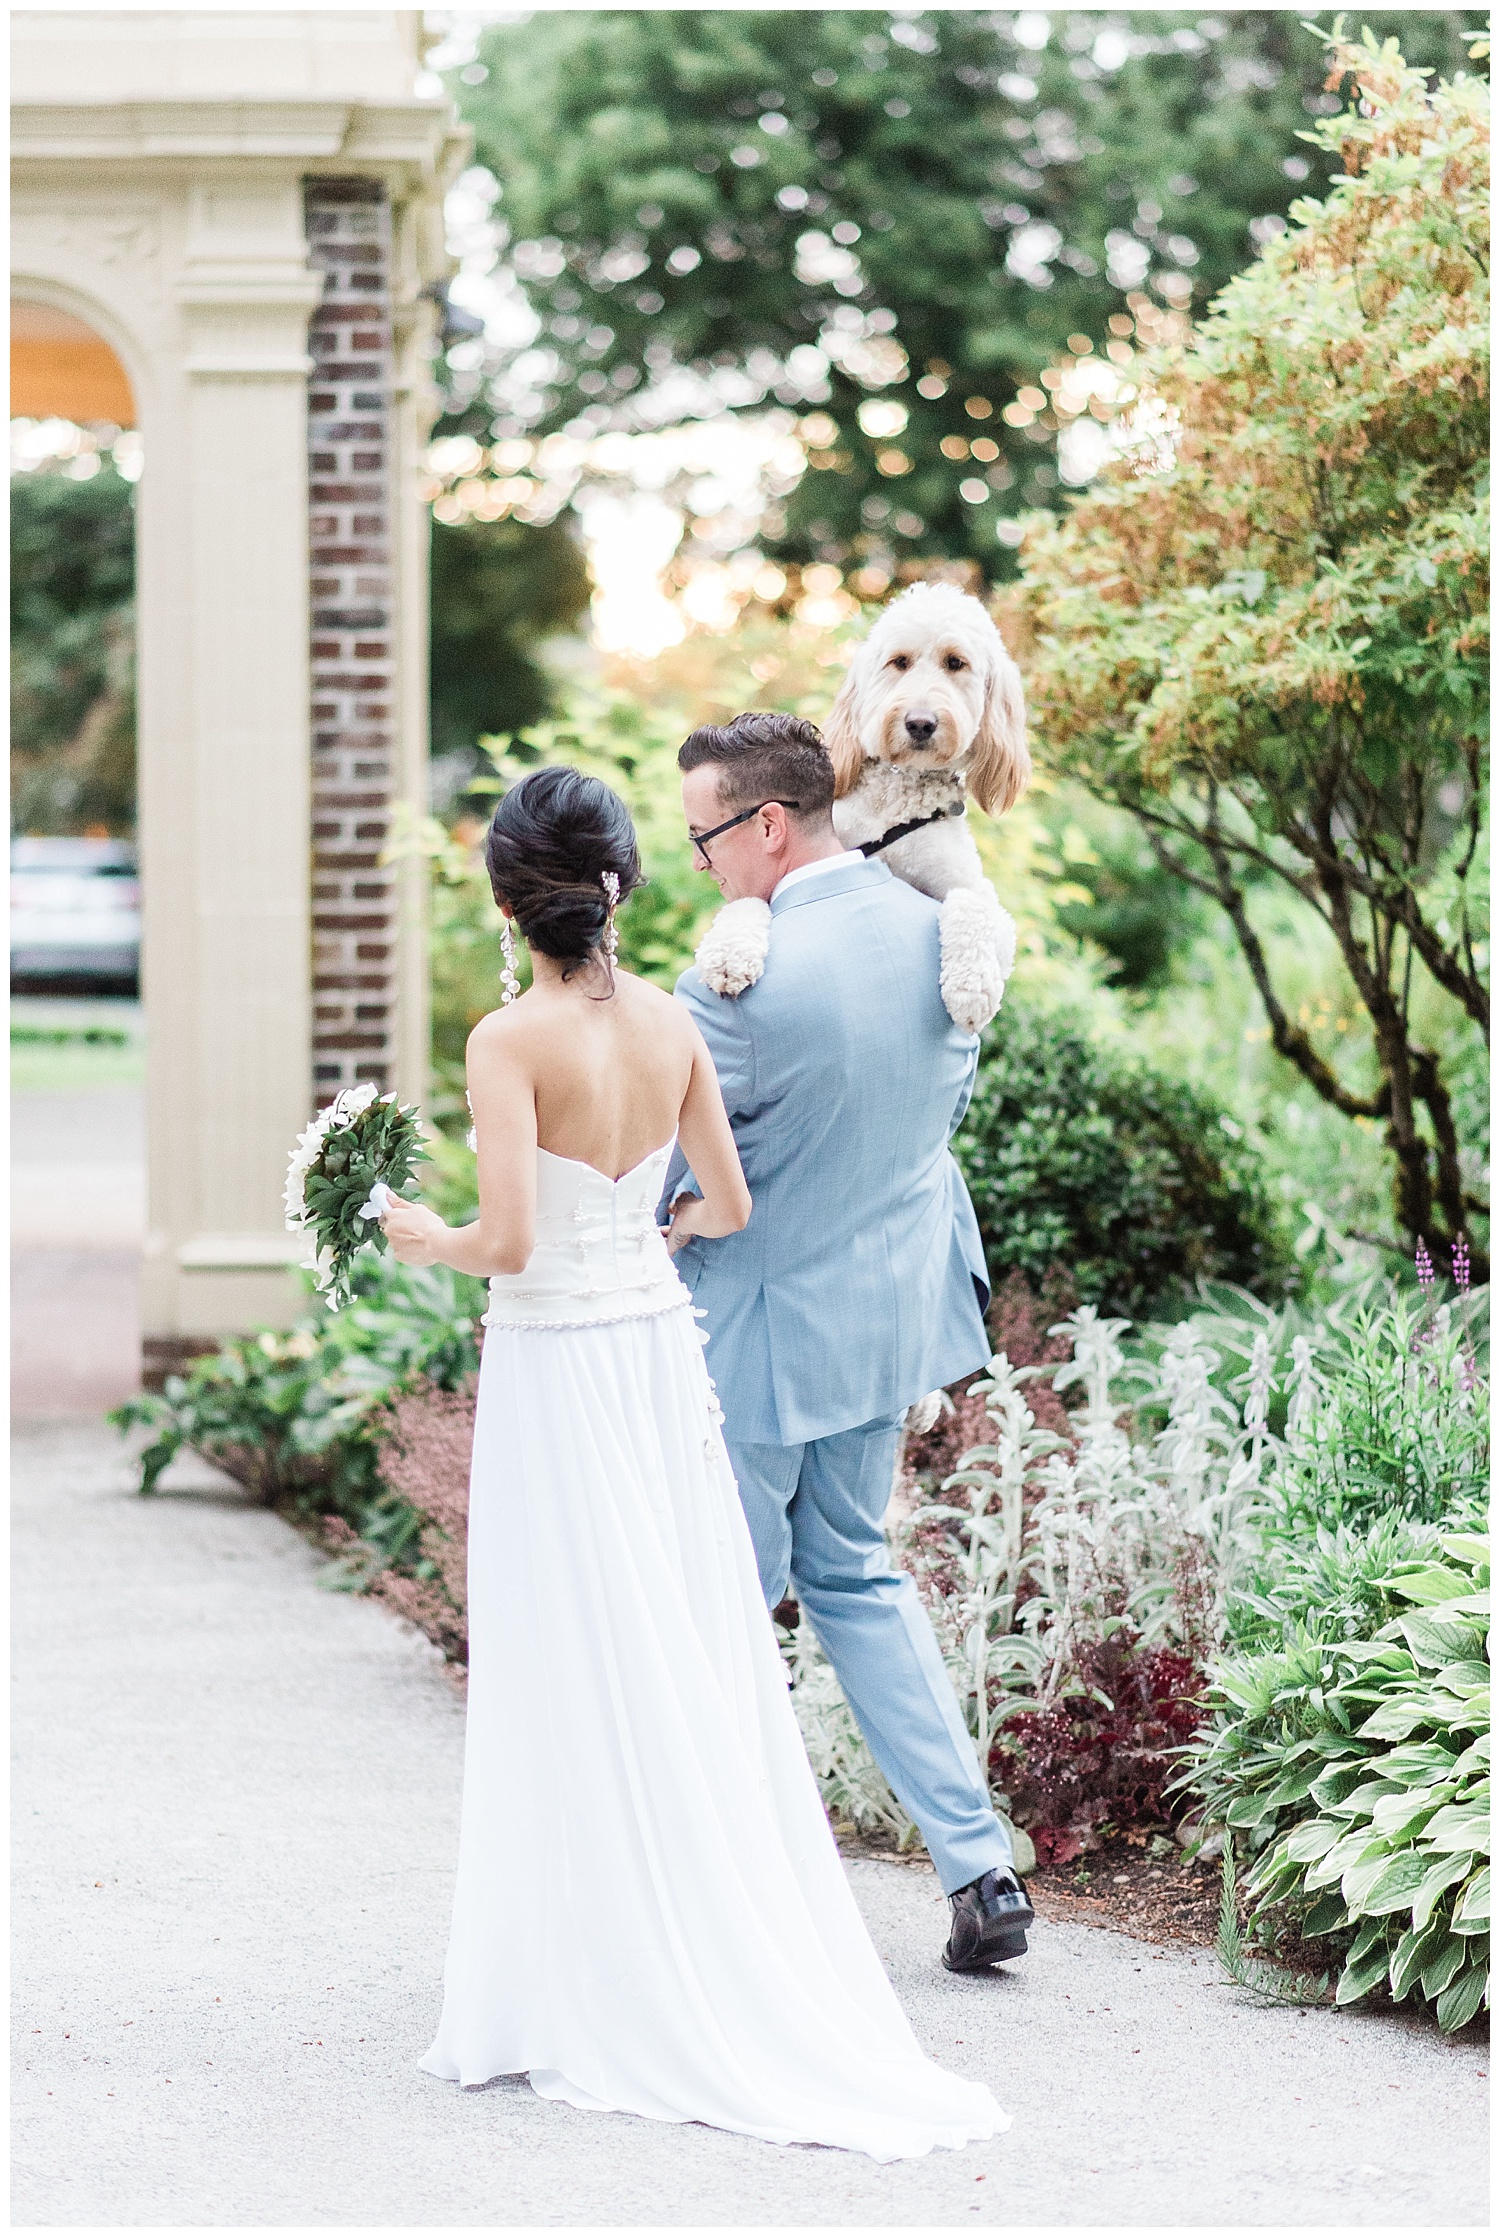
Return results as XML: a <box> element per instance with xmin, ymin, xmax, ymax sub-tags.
<box><xmin>831</xmin><ymin>1822</ymin><xmax>1221</xmax><ymax>1948</ymax></box>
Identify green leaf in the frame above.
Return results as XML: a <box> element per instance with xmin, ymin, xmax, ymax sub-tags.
<box><xmin>1437</xmin><ymin>1533</ymin><xmax>1490</xmax><ymax>1570</ymax></box>
<box><xmin>1302</xmin><ymin>1892</ymin><xmax>1348</xmax><ymax>1937</ymax></box>
<box><xmin>1433</xmin><ymin>1661</ymin><xmax>1490</xmax><ymax>1692</ymax></box>
<box><xmin>1424</xmin><ymin>1803</ymin><xmax>1491</xmax><ymax>1854</ymax></box>
<box><xmin>1265</xmin><ymin>1765</ymin><xmax>1321</xmax><ymax>1809</ymax></box>
<box><xmin>1370</xmin><ymin>1784</ymin><xmax>1454</xmax><ymax>1841</ymax></box>
<box><xmin>1390</xmin><ymin>1920</ymin><xmax>1449</xmax><ymax>2001</ymax></box>
<box><xmin>1306</xmin><ymin>1827</ymin><xmax>1379</xmax><ymax>1892</ymax></box>
<box><xmin>1454</xmin><ymin>1866</ymin><xmax>1490</xmax><ymax>1930</ymax></box>
<box><xmin>1359</xmin><ymin>1699</ymin><xmax>1443</xmax><ymax>1743</ymax></box>
<box><xmin>1285</xmin><ymin>1818</ymin><xmax>1344</xmax><ymax>1865</ymax></box>
<box><xmin>1416</xmin><ymin>1930</ymin><xmax>1469</xmax><ymax>2000</ymax></box>
<box><xmin>1411</xmin><ymin>1849</ymin><xmax>1476</xmax><ymax>1932</ymax></box>
<box><xmin>1397</xmin><ymin>1611</ymin><xmax>1483</xmax><ymax>1667</ymax></box>
<box><xmin>1310</xmin><ymin>1761</ymin><xmax>1370</xmax><ymax>1810</ymax></box>
<box><xmin>1435</xmin><ymin>1964</ymin><xmax>1488</xmax><ymax>2032</ymax></box>
<box><xmin>1336</xmin><ymin>1940</ymin><xmax>1395</xmax><ymax>2004</ymax></box>
<box><xmin>1360</xmin><ymin>1849</ymin><xmax>1433</xmax><ymax>1916</ymax></box>
<box><xmin>1345</xmin><ymin>1915</ymin><xmax>1387</xmax><ymax>1964</ymax></box>
<box><xmin>1391</xmin><ymin>1566</ymin><xmax>1470</xmax><ymax>1605</ymax></box>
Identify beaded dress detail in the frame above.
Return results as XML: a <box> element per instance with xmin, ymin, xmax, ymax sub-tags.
<box><xmin>482</xmin><ymin>1142</ymin><xmax>690</xmax><ymax>1331</ymax></box>
<box><xmin>420</xmin><ymin>1143</ymin><xmax>1006</xmax><ymax>2160</ymax></box>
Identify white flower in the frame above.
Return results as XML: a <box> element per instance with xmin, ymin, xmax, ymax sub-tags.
<box><xmin>335</xmin><ymin>1082</ymin><xmax>379</xmax><ymax>1123</ymax></box>
<box><xmin>284</xmin><ymin>1111</ymin><xmax>335</xmax><ymax>1229</ymax></box>
<box><xmin>357</xmin><ymin>1180</ymin><xmax>394</xmax><ymax>1223</ymax></box>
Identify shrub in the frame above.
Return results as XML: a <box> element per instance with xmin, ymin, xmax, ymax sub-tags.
<box><xmin>343</xmin><ymin>1378</ymin><xmax>476</xmax><ymax>1664</ymax></box>
<box><xmin>1184</xmin><ymin>1534</ymin><xmax>1490</xmax><ymax>2031</ymax></box>
<box><xmin>955</xmin><ymin>1002</ymin><xmax>1293</xmax><ymax>1322</ymax></box>
<box><xmin>109</xmin><ymin>1258</ymin><xmax>486</xmax><ymax>1557</ymax></box>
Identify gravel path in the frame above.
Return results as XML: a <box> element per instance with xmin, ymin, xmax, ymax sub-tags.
<box><xmin>12</xmin><ymin>1419</ymin><xmax>1488</xmax><ymax>2228</ymax></box>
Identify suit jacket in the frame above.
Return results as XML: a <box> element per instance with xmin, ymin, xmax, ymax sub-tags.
<box><xmin>662</xmin><ymin>857</ymin><xmax>992</xmax><ymax>1446</ymax></box>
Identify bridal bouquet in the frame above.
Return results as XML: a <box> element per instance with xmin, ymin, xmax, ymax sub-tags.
<box><xmin>284</xmin><ymin>1082</ymin><xmax>430</xmax><ymax>1308</ymax></box>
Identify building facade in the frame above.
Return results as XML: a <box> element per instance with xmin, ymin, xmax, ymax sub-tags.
<box><xmin>10</xmin><ymin>10</ymin><xmax>467</xmax><ymax>1367</ymax></box>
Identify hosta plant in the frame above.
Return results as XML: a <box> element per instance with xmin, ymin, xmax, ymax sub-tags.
<box><xmin>1185</xmin><ymin>1534</ymin><xmax>1490</xmax><ymax>2031</ymax></box>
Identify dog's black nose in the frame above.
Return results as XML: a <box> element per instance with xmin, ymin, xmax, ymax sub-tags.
<box><xmin>904</xmin><ymin>709</ymin><xmax>939</xmax><ymax>745</ymax></box>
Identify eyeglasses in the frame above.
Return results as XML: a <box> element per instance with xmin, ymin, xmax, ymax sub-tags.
<box><xmin>688</xmin><ymin>800</ymin><xmax>802</xmax><ymax>867</ymax></box>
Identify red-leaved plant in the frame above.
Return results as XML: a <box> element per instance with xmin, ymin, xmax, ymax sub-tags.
<box><xmin>331</xmin><ymin>1377</ymin><xmax>476</xmax><ymax>1664</ymax></box>
<box><xmin>992</xmin><ymin>1636</ymin><xmax>1205</xmax><ymax>1863</ymax></box>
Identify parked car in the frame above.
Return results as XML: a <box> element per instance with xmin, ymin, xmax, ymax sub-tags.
<box><xmin>10</xmin><ymin>836</ymin><xmax>140</xmax><ymax>992</ymax></box>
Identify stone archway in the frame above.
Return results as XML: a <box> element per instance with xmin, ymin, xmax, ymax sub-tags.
<box><xmin>11</xmin><ymin>297</ymin><xmax>137</xmax><ymax>425</ymax></box>
<box><xmin>11</xmin><ymin>9</ymin><xmax>467</xmax><ymax>1373</ymax></box>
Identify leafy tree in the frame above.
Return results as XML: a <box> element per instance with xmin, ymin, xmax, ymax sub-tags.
<box><xmin>955</xmin><ymin>1000</ymin><xmax>1293</xmax><ymax>1319</ymax></box>
<box><xmin>1015</xmin><ymin>30</ymin><xmax>1488</xmax><ymax>1275</ymax></box>
<box><xmin>445</xmin><ymin>7</ymin><xmax>1478</xmax><ymax>574</ymax></box>
<box><xmin>1032</xmin><ymin>788</ymin><xmax>1213</xmax><ymax>990</ymax></box>
<box><xmin>10</xmin><ymin>464</ymin><xmax>136</xmax><ymax>833</ymax></box>
<box><xmin>428</xmin><ymin>513</ymin><xmax>592</xmax><ymax>786</ymax></box>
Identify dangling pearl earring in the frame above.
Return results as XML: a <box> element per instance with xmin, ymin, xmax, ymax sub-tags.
<box><xmin>499</xmin><ymin>915</ymin><xmax>522</xmax><ymax>1006</ymax></box>
<box><xmin>602</xmin><ymin>871</ymin><xmax>620</xmax><ymax>961</ymax></box>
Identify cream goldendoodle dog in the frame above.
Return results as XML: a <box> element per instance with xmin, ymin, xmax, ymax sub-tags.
<box><xmin>696</xmin><ymin>582</ymin><xmax>1030</xmax><ymax>1033</ymax></box>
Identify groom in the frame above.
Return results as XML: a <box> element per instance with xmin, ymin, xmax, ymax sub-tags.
<box><xmin>660</xmin><ymin>710</ymin><xmax>1033</xmax><ymax>1973</ymax></box>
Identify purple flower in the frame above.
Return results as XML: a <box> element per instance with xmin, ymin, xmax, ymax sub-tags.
<box><xmin>1452</xmin><ymin>1235</ymin><xmax>1471</xmax><ymax>1294</ymax></box>
<box><xmin>1415</xmin><ymin>1236</ymin><xmax>1436</xmax><ymax>1291</ymax></box>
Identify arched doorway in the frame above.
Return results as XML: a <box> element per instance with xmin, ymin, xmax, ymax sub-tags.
<box><xmin>10</xmin><ymin>294</ymin><xmax>145</xmax><ymax>1412</ymax></box>
<box><xmin>12</xmin><ymin>10</ymin><xmax>464</xmax><ymax>1377</ymax></box>
<box><xmin>11</xmin><ymin>298</ymin><xmax>136</xmax><ymax>425</ymax></box>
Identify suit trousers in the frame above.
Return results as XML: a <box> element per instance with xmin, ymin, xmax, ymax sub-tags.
<box><xmin>728</xmin><ymin>1413</ymin><xmax>1014</xmax><ymax>1897</ymax></box>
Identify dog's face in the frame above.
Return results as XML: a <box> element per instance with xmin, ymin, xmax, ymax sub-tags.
<box><xmin>822</xmin><ymin>584</ymin><xmax>1031</xmax><ymax>816</ymax></box>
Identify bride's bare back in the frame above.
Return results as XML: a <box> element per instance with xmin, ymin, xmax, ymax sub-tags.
<box><xmin>381</xmin><ymin>949</ymin><xmax>749</xmax><ymax>1280</ymax></box>
<box><xmin>503</xmin><ymin>960</ymin><xmax>694</xmax><ymax>1178</ymax></box>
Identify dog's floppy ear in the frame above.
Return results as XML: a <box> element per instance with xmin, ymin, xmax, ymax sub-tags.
<box><xmin>820</xmin><ymin>659</ymin><xmax>869</xmax><ymax>799</ymax></box>
<box><xmin>967</xmin><ymin>647</ymin><xmax>1031</xmax><ymax>817</ymax></box>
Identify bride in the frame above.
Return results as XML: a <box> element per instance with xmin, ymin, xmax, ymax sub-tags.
<box><xmin>381</xmin><ymin>765</ymin><xmax>1006</xmax><ymax>2160</ymax></box>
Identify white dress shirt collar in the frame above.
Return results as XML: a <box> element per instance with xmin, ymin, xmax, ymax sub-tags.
<box><xmin>770</xmin><ymin>849</ymin><xmax>865</xmax><ymax>904</ymax></box>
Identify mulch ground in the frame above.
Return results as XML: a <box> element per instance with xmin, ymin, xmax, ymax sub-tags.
<box><xmin>835</xmin><ymin>1824</ymin><xmax>1222</xmax><ymax>1948</ymax></box>
<box><xmin>1026</xmin><ymin>1828</ymin><xmax>1221</xmax><ymax>1946</ymax></box>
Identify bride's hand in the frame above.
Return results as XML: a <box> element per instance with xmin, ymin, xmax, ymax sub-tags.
<box><xmin>381</xmin><ymin>1196</ymin><xmax>448</xmax><ymax>1267</ymax></box>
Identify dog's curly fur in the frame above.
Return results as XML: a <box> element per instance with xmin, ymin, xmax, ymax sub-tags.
<box><xmin>824</xmin><ymin>583</ymin><xmax>1029</xmax><ymax>1033</ymax></box>
<box><xmin>694</xmin><ymin>584</ymin><xmax>1029</xmax><ymax>1033</ymax></box>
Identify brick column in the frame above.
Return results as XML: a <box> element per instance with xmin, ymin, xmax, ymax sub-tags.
<box><xmin>305</xmin><ymin>178</ymin><xmax>398</xmax><ymax>1100</ymax></box>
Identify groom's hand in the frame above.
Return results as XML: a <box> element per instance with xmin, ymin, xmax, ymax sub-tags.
<box><xmin>663</xmin><ymin>1191</ymin><xmax>705</xmax><ymax>1256</ymax></box>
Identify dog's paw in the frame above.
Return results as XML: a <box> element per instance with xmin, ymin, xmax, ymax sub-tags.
<box><xmin>905</xmin><ymin>1390</ymin><xmax>944</xmax><ymax>1436</ymax></box>
<box><xmin>695</xmin><ymin>896</ymin><xmax>772</xmax><ymax>996</ymax></box>
<box><xmin>938</xmin><ymin>885</ymin><xmax>1014</xmax><ymax>1034</ymax></box>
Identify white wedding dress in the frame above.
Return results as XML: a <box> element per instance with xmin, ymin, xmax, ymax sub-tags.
<box><xmin>418</xmin><ymin>1141</ymin><xmax>1007</xmax><ymax>2160</ymax></box>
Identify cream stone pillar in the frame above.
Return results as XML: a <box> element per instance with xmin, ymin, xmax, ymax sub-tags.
<box><xmin>10</xmin><ymin>11</ymin><xmax>468</xmax><ymax>1362</ymax></box>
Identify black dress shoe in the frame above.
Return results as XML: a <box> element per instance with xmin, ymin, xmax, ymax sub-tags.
<box><xmin>942</xmin><ymin>1869</ymin><xmax>1035</xmax><ymax>1972</ymax></box>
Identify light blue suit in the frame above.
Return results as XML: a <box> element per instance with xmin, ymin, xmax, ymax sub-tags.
<box><xmin>663</xmin><ymin>857</ymin><xmax>1013</xmax><ymax>1893</ymax></box>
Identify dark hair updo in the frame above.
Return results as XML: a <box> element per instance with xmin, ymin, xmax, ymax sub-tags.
<box><xmin>485</xmin><ymin>765</ymin><xmax>643</xmax><ymax>975</ymax></box>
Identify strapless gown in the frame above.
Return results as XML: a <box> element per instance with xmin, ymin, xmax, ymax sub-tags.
<box><xmin>418</xmin><ymin>1142</ymin><xmax>1007</xmax><ymax>2160</ymax></box>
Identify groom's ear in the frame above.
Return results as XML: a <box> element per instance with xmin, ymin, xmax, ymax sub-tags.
<box><xmin>821</xmin><ymin>664</ymin><xmax>867</xmax><ymax>799</ymax></box>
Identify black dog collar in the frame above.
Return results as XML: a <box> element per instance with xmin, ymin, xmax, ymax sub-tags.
<box><xmin>859</xmin><ymin>799</ymin><xmax>967</xmax><ymax>858</ymax></box>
